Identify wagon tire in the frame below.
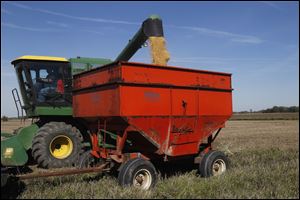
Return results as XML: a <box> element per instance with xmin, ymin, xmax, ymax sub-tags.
<box><xmin>118</xmin><ymin>158</ymin><xmax>157</xmax><ymax>190</ymax></box>
<box><xmin>199</xmin><ymin>150</ymin><xmax>229</xmax><ymax>177</ymax></box>
<box><xmin>78</xmin><ymin>151</ymin><xmax>94</xmax><ymax>168</ymax></box>
<box><xmin>32</xmin><ymin>122</ymin><xmax>84</xmax><ymax>168</ymax></box>
<box><xmin>77</xmin><ymin>151</ymin><xmax>105</xmax><ymax>168</ymax></box>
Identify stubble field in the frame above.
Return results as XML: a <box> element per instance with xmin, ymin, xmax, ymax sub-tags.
<box><xmin>1</xmin><ymin>114</ymin><xmax>299</xmax><ymax>199</ymax></box>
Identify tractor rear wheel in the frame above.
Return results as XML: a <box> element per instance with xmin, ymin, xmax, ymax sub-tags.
<box><xmin>32</xmin><ymin>122</ymin><xmax>84</xmax><ymax>168</ymax></box>
<box><xmin>199</xmin><ymin>150</ymin><xmax>229</xmax><ymax>177</ymax></box>
<box><xmin>118</xmin><ymin>158</ymin><xmax>157</xmax><ymax>190</ymax></box>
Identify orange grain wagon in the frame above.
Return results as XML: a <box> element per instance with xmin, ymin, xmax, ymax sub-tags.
<box><xmin>72</xmin><ymin>61</ymin><xmax>233</xmax><ymax>189</ymax></box>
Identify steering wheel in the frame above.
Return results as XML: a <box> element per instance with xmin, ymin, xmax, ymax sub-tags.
<box><xmin>36</xmin><ymin>78</ymin><xmax>45</xmax><ymax>83</ymax></box>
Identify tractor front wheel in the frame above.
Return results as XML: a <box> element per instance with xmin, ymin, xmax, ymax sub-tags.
<box><xmin>32</xmin><ymin>122</ymin><xmax>84</xmax><ymax>168</ymax></box>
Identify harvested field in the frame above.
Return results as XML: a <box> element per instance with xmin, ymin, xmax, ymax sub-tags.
<box><xmin>1</xmin><ymin>118</ymin><xmax>299</xmax><ymax>199</ymax></box>
<box><xmin>230</xmin><ymin>112</ymin><xmax>299</xmax><ymax>120</ymax></box>
<box><xmin>1</xmin><ymin>119</ymin><xmax>32</xmax><ymax>133</ymax></box>
<box><xmin>215</xmin><ymin>120</ymin><xmax>299</xmax><ymax>152</ymax></box>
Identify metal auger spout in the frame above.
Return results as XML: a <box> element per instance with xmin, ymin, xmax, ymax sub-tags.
<box><xmin>115</xmin><ymin>15</ymin><xmax>170</xmax><ymax>65</ymax></box>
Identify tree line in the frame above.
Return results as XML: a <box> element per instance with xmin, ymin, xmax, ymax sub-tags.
<box><xmin>235</xmin><ymin>106</ymin><xmax>299</xmax><ymax>113</ymax></box>
<box><xmin>260</xmin><ymin>106</ymin><xmax>299</xmax><ymax>113</ymax></box>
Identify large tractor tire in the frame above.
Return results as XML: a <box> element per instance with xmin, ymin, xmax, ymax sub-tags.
<box><xmin>32</xmin><ymin>122</ymin><xmax>84</xmax><ymax>168</ymax></box>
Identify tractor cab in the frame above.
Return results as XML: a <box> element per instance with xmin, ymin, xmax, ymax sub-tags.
<box><xmin>12</xmin><ymin>55</ymin><xmax>112</xmax><ymax>117</ymax></box>
<box><xmin>12</xmin><ymin>56</ymin><xmax>72</xmax><ymax>117</ymax></box>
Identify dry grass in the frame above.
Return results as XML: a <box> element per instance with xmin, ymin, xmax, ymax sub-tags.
<box><xmin>6</xmin><ymin>148</ymin><xmax>298</xmax><ymax>199</ymax></box>
<box><xmin>1</xmin><ymin>118</ymin><xmax>299</xmax><ymax>199</ymax></box>
<box><xmin>215</xmin><ymin>120</ymin><xmax>299</xmax><ymax>152</ymax></box>
<box><xmin>1</xmin><ymin>119</ymin><xmax>32</xmax><ymax>133</ymax></box>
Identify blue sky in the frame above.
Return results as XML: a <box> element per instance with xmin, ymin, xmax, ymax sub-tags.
<box><xmin>1</xmin><ymin>1</ymin><xmax>299</xmax><ymax>117</ymax></box>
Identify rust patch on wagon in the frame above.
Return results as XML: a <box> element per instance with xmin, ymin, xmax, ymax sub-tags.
<box><xmin>171</xmin><ymin>125</ymin><xmax>193</xmax><ymax>134</ymax></box>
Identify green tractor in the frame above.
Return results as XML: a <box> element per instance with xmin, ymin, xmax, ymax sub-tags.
<box><xmin>1</xmin><ymin>55</ymin><xmax>112</xmax><ymax>168</ymax></box>
<box><xmin>1</xmin><ymin>15</ymin><xmax>167</xmax><ymax>170</ymax></box>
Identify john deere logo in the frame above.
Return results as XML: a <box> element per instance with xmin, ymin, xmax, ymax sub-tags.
<box><xmin>4</xmin><ymin>148</ymin><xmax>14</xmax><ymax>158</ymax></box>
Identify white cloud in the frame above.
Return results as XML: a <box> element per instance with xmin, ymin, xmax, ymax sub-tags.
<box><xmin>82</xmin><ymin>30</ymin><xmax>104</xmax><ymax>35</ymax></box>
<box><xmin>47</xmin><ymin>21</ymin><xmax>70</xmax><ymax>28</ymax></box>
<box><xmin>230</xmin><ymin>36</ymin><xmax>263</xmax><ymax>44</ymax></box>
<box><xmin>171</xmin><ymin>56</ymin><xmax>279</xmax><ymax>63</ymax></box>
<box><xmin>7</xmin><ymin>2</ymin><xmax>264</xmax><ymax>44</ymax></box>
<box><xmin>259</xmin><ymin>1</ymin><xmax>282</xmax><ymax>11</ymax></box>
<box><xmin>8</xmin><ymin>2</ymin><xmax>140</xmax><ymax>25</ymax></box>
<box><xmin>168</xmin><ymin>25</ymin><xmax>264</xmax><ymax>44</ymax></box>
<box><xmin>2</xmin><ymin>22</ymin><xmax>62</xmax><ymax>32</ymax></box>
<box><xmin>7</xmin><ymin>2</ymin><xmax>32</xmax><ymax>9</ymax></box>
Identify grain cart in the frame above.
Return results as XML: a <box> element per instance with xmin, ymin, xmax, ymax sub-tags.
<box><xmin>71</xmin><ymin>61</ymin><xmax>233</xmax><ymax>189</ymax></box>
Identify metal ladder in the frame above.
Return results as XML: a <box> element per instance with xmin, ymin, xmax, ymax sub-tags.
<box><xmin>12</xmin><ymin>88</ymin><xmax>25</xmax><ymax>124</ymax></box>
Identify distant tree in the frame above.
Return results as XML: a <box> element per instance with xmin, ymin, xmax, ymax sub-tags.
<box><xmin>239</xmin><ymin>111</ymin><xmax>249</xmax><ymax>113</ymax></box>
<box><xmin>288</xmin><ymin>106</ymin><xmax>299</xmax><ymax>112</ymax></box>
<box><xmin>261</xmin><ymin>106</ymin><xmax>299</xmax><ymax>113</ymax></box>
<box><xmin>2</xmin><ymin>115</ymin><xmax>9</xmax><ymax>121</ymax></box>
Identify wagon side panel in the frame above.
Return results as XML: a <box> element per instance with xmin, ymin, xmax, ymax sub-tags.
<box><xmin>73</xmin><ymin>86</ymin><xmax>121</xmax><ymax>117</ymax></box>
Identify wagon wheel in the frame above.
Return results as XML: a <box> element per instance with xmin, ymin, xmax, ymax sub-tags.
<box><xmin>118</xmin><ymin>158</ymin><xmax>157</xmax><ymax>190</ymax></box>
<box><xmin>199</xmin><ymin>150</ymin><xmax>229</xmax><ymax>177</ymax></box>
<box><xmin>77</xmin><ymin>151</ymin><xmax>105</xmax><ymax>168</ymax></box>
<box><xmin>32</xmin><ymin>122</ymin><xmax>84</xmax><ymax>168</ymax></box>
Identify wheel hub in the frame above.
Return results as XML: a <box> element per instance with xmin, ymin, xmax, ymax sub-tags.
<box><xmin>133</xmin><ymin>169</ymin><xmax>152</xmax><ymax>190</ymax></box>
<box><xmin>212</xmin><ymin>159</ymin><xmax>226</xmax><ymax>176</ymax></box>
<box><xmin>49</xmin><ymin>135</ymin><xmax>73</xmax><ymax>159</ymax></box>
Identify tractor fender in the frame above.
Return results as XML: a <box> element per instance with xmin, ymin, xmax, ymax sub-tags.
<box><xmin>1</xmin><ymin>124</ymin><xmax>39</xmax><ymax>166</ymax></box>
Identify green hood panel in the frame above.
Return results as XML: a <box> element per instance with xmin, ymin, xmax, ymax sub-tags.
<box><xmin>1</xmin><ymin>124</ymin><xmax>39</xmax><ymax>166</ymax></box>
<box><xmin>16</xmin><ymin>123</ymin><xmax>39</xmax><ymax>150</ymax></box>
<box><xmin>1</xmin><ymin>136</ymin><xmax>29</xmax><ymax>166</ymax></box>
